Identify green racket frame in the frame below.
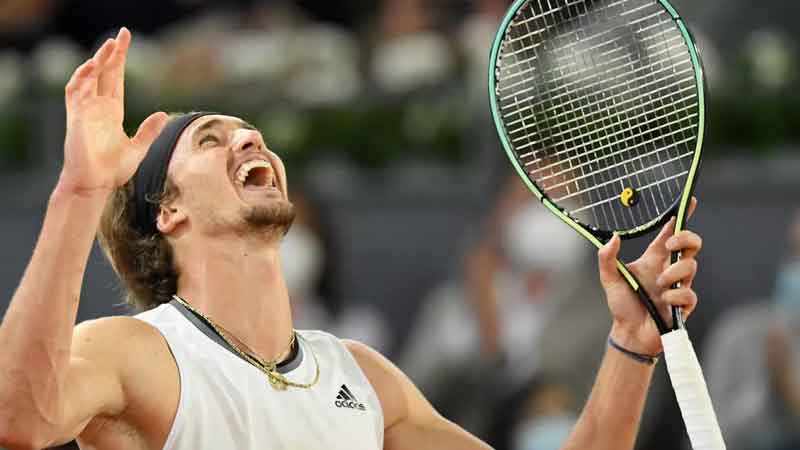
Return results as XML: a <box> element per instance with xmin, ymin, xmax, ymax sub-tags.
<box><xmin>488</xmin><ymin>0</ymin><xmax>707</xmax><ymax>334</ymax></box>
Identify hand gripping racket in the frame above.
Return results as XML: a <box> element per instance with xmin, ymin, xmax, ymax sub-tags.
<box><xmin>488</xmin><ymin>1</ymin><xmax>724</xmax><ymax>448</ymax></box>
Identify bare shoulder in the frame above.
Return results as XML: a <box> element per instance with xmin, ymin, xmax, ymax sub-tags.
<box><xmin>342</xmin><ymin>339</ymin><xmax>387</xmax><ymax>368</ymax></box>
<box><xmin>342</xmin><ymin>339</ymin><xmax>416</xmax><ymax>429</ymax></box>
<box><xmin>72</xmin><ymin>315</ymin><xmax>176</xmax><ymax>404</ymax></box>
<box><xmin>342</xmin><ymin>339</ymin><xmax>399</xmax><ymax>387</ymax></box>
<box><xmin>74</xmin><ymin>316</ymin><xmax>160</xmax><ymax>344</ymax></box>
<box><xmin>342</xmin><ymin>340</ymin><xmax>490</xmax><ymax>450</ymax></box>
<box><xmin>72</xmin><ymin>315</ymin><xmax>179</xmax><ymax>448</ymax></box>
<box><xmin>72</xmin><ymin>314</ymin><xmax>176</xmax><ymax>386</ymax></box>
<box><xmin>72</xmin><ymin>315</ymin><xmax>169</xmax><ymax>370</ymax></box>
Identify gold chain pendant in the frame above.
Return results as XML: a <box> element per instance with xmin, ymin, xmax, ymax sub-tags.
<box><xmin>172</xmin><ymin>295</ymin><xmax>320</xmax><ymax>391</ymax></box>
<box><xmin>269</xmin><ymin>375</ymin><xmax>289</xmax><ymax>391</ymax></box>
<box><xmin>264</xmin><ymin>362</ymin><xmax>288</xmax><ymax>390</ymax></box>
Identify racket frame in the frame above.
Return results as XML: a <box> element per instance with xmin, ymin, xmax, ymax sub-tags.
<box><xmin>488</xmin><ymin>0</ymin><xmax>708</xmax><ymax>335</ymax></box>
<box><xmin>489</xmin><ymin>6</ymin><xmax>725</xmax><ymax>447</ymax></box>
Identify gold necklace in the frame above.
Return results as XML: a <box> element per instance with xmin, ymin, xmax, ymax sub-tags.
<box><xmin>216</xmin><ymin>321</ymin><xmax>296</xmax><ymax>365</ymax></box>
<box><xmin>173</xmin><ymin>295</ymin><xmax>320</xmax><ymax>391</ymax></box>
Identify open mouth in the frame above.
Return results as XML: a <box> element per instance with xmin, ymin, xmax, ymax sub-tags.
<box><xmin>235</xmin><ymin>159</ymin><xmax>279</xmax><ymax>192</ymax></box>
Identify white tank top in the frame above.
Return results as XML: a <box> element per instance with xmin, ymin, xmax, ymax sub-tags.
<box><xmin>135</xmin><ymin>301</ymin><xmax>384</xmax><ymax>450</ymax></box>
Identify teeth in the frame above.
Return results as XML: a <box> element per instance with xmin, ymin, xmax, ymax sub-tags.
<box><xmin>235</xmin><ymin>159</ymin><xmax>272</xmax><ymax>186</ymax></box>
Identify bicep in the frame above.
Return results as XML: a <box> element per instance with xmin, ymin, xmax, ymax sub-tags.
<box><xmin>384</xmin><ymin>411</ymin><xmax>491</xmax><ymax>450</ymax></box>
<box><xmin>48</xmin><ymin>320</ymin><xmax>128</xmax><ymax>445</ymax></box>
<box><xmin>382</xmin><ymin>379</ymin><xmax>492</xmax><ymax>450</ymax></box>
<box><xmin>52</xmin><ymin>355</ymin><xmax>125</xmax><ymax>444</ymax></box>
<box><xmin>344</xmin><ymin>340</ymin><xmax>491</xmax><ymax>450</ymax></box>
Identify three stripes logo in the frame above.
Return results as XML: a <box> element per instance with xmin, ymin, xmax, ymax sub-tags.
<box><xmin>335</xmin><ymin>384</ymin><xmax>366</xmax><ymax>411</ymax></box>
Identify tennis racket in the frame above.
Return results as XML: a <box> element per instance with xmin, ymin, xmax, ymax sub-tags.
<box><xmin>488</xmin><ymin>1</ymin><xmax>724</xmax><ymax>449</ymax></box>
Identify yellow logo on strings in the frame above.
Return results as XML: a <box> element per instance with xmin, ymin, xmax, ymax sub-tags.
<box><xmin>620</xmin><ymin>187</ymin><xmax>637</xmax><ymax>207</ymax></box>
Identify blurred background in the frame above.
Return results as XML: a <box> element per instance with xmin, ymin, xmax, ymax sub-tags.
<box><xmin>1</xmin><ymin>0</ymin><xmax>799</xmax><ymax>449</ymax></box>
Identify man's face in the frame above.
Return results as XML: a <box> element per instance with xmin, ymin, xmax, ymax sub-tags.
<box><xmin>164</xmin><ymin>114</ymin><xmax>294</xmax><ymax>238</ymax></box>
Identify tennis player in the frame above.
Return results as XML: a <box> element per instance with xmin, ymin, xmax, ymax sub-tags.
<box><xmin>0</xmin><ymin>28</ymin><xmax>702</xmax><ymax>450</ymax></box>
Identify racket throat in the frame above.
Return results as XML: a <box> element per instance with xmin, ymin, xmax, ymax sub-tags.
<box><xmin>634</xmin><ymin>287</ymin><xmax>670</xmax><ymax>335</ymax></box>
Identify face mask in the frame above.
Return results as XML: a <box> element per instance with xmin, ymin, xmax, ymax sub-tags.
<box><xmin>513</xmin><ymin>415</ymin><xmax>576</xmax><ymax>450</ymax></box>
<box><xmin>280</xmin><ymin>224</ymin><xmax>323</xmax><ymax>297</ymax></box>
<box><xmin>775</xmin><ymin>260</ymin><xmax>800</xmax><ymax>313</ymax></box>
<box><xmin>502</xmin><ymin>203</ymin><xmax>586</xmax><ymax>276</ymax></box>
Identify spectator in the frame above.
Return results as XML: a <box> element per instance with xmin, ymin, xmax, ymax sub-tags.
<box><xmin>399</xmin><ymin>176</ymin><xmax>602</xmax><ymax>438</ymax></box>
<box><xmin>704</xmin><ymin>211</ymin><xmax>800</xmax><ymax>450</ymax></box>
<box><xmin>281</xmin><ymin>188</ymin><xmax>391</xmax><ymax>354</ymax></box>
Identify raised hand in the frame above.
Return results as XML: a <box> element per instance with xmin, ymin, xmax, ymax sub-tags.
<box><xmin>598</xmin><ymin>198</ymin><xmax>702</xmax><ymax>355</ymax></box>
<box><xmin>59</xmin><ymin>27</ymin><xmax>168</xmax><ymax>195</ymax></box>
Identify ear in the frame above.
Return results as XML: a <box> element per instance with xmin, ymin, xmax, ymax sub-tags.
<box><xmin>156</xmin><ymin>203</ymin><xmax>188</xmax><ymax>234</ymax></box>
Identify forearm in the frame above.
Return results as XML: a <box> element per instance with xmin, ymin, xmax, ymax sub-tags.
<box><xmin>0</xmin><ymin>185</ymin><xmax>109</xmax><ymax>431</ymax></box>
<box><xmin>561</xmin><ymin>332</ymin><xmax>655</xmax><ymax>450</ymax></box>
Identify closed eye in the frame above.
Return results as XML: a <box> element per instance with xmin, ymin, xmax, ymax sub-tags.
<box><xmin>199</xmin><ymin>134</ymin><xmax>219</xmax><ymax>148</ymax></box>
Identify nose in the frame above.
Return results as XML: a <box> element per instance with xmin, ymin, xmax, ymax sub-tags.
<box><xmin>232</xmin><ymin>128</ymin><xmax>265</xmax><ymax>154</ymax></box>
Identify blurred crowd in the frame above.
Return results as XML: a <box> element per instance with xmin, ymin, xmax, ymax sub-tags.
<box><xmin>703</xmin><ymin>212</ymin><xmax>800</xmax><ymax>450</ymax></box>
<box><xmin>1</xmin><ymin>1</ymin><xmax>800</xmax><ymax>450</ymax></box>
<box><xmin>1</xmin><ymin>0</ymin><xmax>800</xmax><ymax>168</ymax></box>
<box><xmin>0</xmin><ymin>0</ymin><xmax>512</xmax><ymax>169</ymax></box>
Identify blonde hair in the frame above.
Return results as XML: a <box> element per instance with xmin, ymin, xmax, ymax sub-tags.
<box><xmin>97</xmin><ymin>177</ymin><xmax>181</xmax><ymax>311</ymax></box>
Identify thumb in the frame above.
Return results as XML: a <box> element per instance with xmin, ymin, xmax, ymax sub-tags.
<box><xmin>598</xmin><ymin>234</ymin><xmax>623</xmax><ymax>286</ymax></box>
<box><xmin>132</xmin><ymin>112</ymin><xmax>169</xmax><ymax>150</ymax></box>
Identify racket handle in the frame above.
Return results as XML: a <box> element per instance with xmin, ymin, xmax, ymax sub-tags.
<box><xmin>662</xmin><ymin>329</ymin><xmax>726</xmax><ymax>450</ymax></box>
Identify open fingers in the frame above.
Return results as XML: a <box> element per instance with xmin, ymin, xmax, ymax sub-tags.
<box><xmin>65</xmin><ymin>38</ymin><xmax>116</xmax><ymax>105</ymax></box>
<box><xmin>661</xmin><ymin>288</ymin><xmax>698</xmax><ymax>320</ymax></box>
<box><xmin>667</xmin><ymin>230</ymin><xmax>703</xmax><ymax>260</ymax></box>
<box><xmin>99</xmin><ymin>27</ymin><xmax>131</xmax><ymax>99</ymax></box>
<box><xmin>88</xmin><ymin>38</ymin><xmax>116</xmax><ymax>97</ymax></box>
<box><xmin>643</xmin><ymin>216</ymin><xmax>676</xmax><ymax>259</ymax></box>
<box><xmin>65</xmin><ymin>59</ymin><xmax>95</xmax><ymax>97</ymax></box>
<box><xmin>65</xmin><ymin>59</ymin><xmax>101</xmax><ymax>108</ymax></box>
<box><xmin>93</xmin><ymin>37</ymin><xmax>116</xmax><ymax>68</ymax></box>
<box><xmin>657</xmin><ymin>258</ymin><xmax>697</xmax><ymax>290</ymax></box>
<box><xmin>641</xmin><ymin>197</ymin><xmax>698</xmax><ymax>259</ymax></box>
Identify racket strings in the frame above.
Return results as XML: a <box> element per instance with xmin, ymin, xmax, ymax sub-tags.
<box><xmin>503</xmin><ymin>52</ymin><xmax>694</xmax><ymax>141</ymax></box>
<box><xmin>595</xmin><ymin>5</ymin><xmax>694</xmax><ymax>223</ymax></box>
<box><xmin>653</xmin><ymin>14</ymin><xmax>694</xmax><ymax>177</ymax></box>
<box><xmin>499</xmin><ymin>14</ymin><xmax>682</xmax><ymax>98</ymax></box>
<box><xmin>546</xmin><ymin>137</ymin><xmax>695</xmax><ymax>194</ymax></box>
<box><xmin>547</xmin><ymin>0</ymin><xmax>631</xmax><ymax>230</ymax></box>
<box><xmin>510</xmin><ymin>3</ymin><xmax>692</xmax><ymax>171</ymax></box>
<box><xmin>637</xmin><ymin>9</ymin><xmax>697</xmax><ymax>214</ymax></box>
<box><xmin>575</xmin><ymin>0</ymin><xmax>651</xmax><ymax>229</ymax></box>
<box><xmin>527</xmin><ymin>101</ymin><xmax>696</xmax><ymax>181</ymax></box>
<box><xmin>495</xmin><ymin>0</ymin><xmax>699</xmax><ymax>232</ymax></box>
<box><xmin>519</xmin><ymin>90</ymin><xmax>697</xmax><ymax>173</ymax></box>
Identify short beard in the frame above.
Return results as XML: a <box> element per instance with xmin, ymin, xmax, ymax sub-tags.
<box><xmin>240</xmin><ymin>200</ymin><xmax>296</xmax><ymax>238</ymax></box>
